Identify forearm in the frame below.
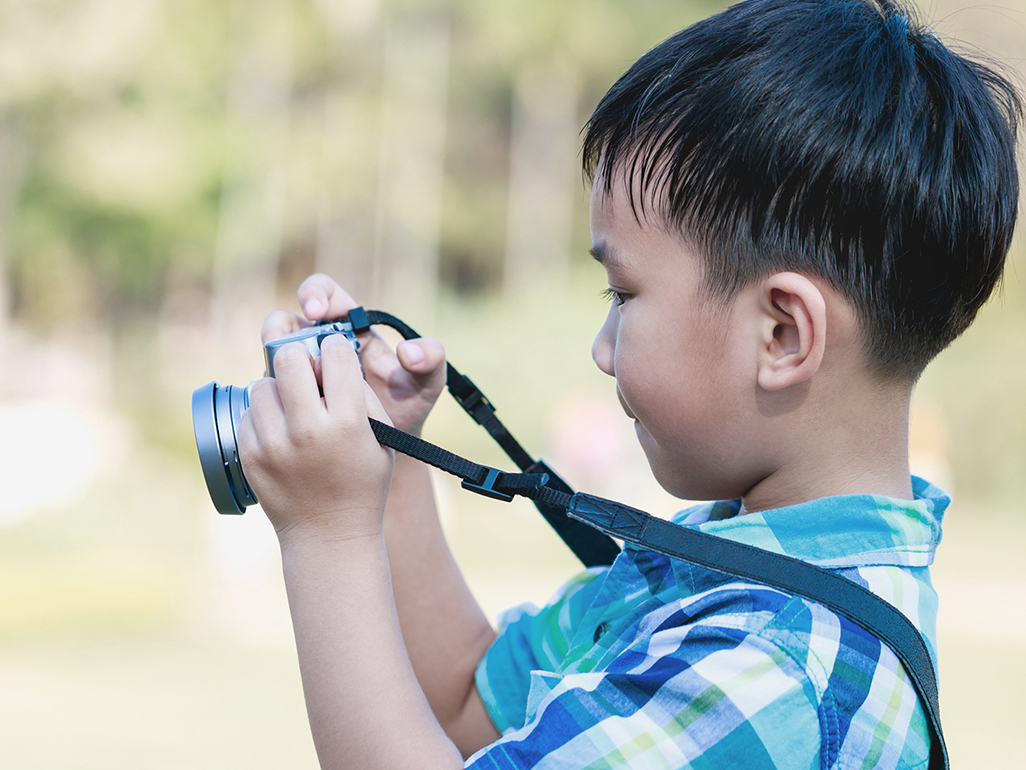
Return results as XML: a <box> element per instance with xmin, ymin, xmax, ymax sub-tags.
<box><xmin>383</xmin><ymin>453</ymin><xmax>499</xmax><ymax>750</ymax></box>
<box><xmin>252</xmin><ymin>278</ymin><xmax>499</xmax><ymax>757</ymax></box>
<box><xmin>280</xmin><ymin>531</ymin><xmax>465</xmax><ymax>770</ymax></box>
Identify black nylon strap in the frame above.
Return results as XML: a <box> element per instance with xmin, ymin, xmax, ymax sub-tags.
<box><xmin>448</xmin><ymin>370</ymin><xmax>535</xmax><ymax>470</ymax></box>
<box><xmin>369</xmin><ymin>420</ymin><xmax>488</xmax><ymax>485</ymax></box>
<box><xmin>358</xmin><ymin>310</ymin><xmax>619</xmax><ymax>567</ymax></box>
<box><xmin>522</xmin><ymin>459</ymin><xmax>621</xmax><ymax>565</ymax></box>
<box><xmin>362</xmin><ymin>311</ymin><xmax>537</xmax><ymax>468</ymax></box>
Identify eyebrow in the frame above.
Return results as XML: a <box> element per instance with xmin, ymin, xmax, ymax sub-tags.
<box><xmin>589</xmin><ymin>242</ymin><xmax>625</xmax><ymax>267</ymax></box>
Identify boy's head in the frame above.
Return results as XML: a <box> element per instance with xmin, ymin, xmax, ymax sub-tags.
<box><xmin>584</xmin><ymin>0</ymin><xmax>1021</xmax><ymax>383</ymax></box>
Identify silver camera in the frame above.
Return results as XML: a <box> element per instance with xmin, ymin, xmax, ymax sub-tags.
<box><xmin>192</xmin><ymin>320</ymin><xmax>360</xmax><ymax>515</ymax></box>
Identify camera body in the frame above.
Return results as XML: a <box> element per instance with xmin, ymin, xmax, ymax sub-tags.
<box><xmin>263</xmin><ymin>320</ymin><xmax>360</xmax><ymax>378</ymax></box>
<box><xmin>193</xmin><ymin>320</ymin><xmax>361</xmax><ymax>515</ymax></box>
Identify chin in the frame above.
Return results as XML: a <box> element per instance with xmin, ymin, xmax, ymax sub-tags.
<box><xmin>636</xmin><ymin>426</ymin><xmax>748</xmax><ymax>502</ymax></box>
<box><xmin>645</xmin><ymin>460</ymin><xmax>710</xmax><ymax>501</ymax></box>
<box><xmin>646</xmin><ymin>454</ymin><xmax>747</xmax><ymax>502</ymax></box>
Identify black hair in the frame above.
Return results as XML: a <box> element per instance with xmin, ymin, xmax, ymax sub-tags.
<box><xmin>583</xmin><ymin>0</ymin><xmax>1021</xmax><ymax>380</ymax></box>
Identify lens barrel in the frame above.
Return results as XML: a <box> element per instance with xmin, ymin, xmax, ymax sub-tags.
<box><xmin>192</xmin><ymin>381</ymin><xmax>258</xmax><ymax>514</ymax></box>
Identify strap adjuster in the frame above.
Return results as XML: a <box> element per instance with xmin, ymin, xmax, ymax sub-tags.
<box><xmin>461</xmin><ymin>468</ymin><xmax>514</xmax><ymax>502</ymax></box>
<box><xmin>451</xmin><ymin>375</ymin><xmax>496</xmax><ymax>423</ymax></box>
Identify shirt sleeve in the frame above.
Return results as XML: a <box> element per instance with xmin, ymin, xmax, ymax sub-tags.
<box><xmin>468</xmin><ymin>611</ymin><xmax>822</xmax><ymax>769</ymax></box>
<box><xmin>475</xmin><ymin>569</ymin><xmax>607</xmax><ymax>734</ymax></box>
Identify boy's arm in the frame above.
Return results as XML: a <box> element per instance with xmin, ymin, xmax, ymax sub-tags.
<box><xmin>279</xmin><ymin>524</ymin><xmax>466</xmax><ymax>769</ymax></box>
<box><xmin>384</xmin><ymin>452</ymin><xmax>501</xmax><ymax>754</ymax></box>
<box><xmin>258</xmin><ymin>274</ymin><xmax>500</xmax><ymax>757</ymax></box>
<box><xmin>239</xmin><ymin>335</ymin><xmax>465</xmax><ymax>768</ymax></box>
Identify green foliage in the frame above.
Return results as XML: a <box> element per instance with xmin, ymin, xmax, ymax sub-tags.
<box><xmin>0</xmin><ymin>0</ymin><xmax>731</xmax><ymax>325</ymax></box>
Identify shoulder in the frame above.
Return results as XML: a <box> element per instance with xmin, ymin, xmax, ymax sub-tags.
<box><xmin>606</xmin><ymin>579</ymin><xmax>932</xmax><ymax>769</ymax></box>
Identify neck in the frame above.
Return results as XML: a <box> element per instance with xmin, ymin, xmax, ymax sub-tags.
<box><xmin>741</xmin><ymin>379</ymin><xmax>915</xmax><ymax>515</ymax></box>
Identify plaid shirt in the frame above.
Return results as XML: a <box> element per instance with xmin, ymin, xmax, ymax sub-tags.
<box><xmin>468</xmin><ymin>477</ymin><xmax>947</xmax><ymax>769</ymax></box>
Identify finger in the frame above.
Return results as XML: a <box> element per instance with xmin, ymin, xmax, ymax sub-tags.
<box><xmin>297</xmin><ymin>273</ymin><xmax>358</xmax><ymax>322</ymax></box>
<box><xmin>270</xmin><ymin>342</ymin><xmax>322</xmax><ymax>424</ymax></box>
<box><xmin>261</xmin><ymin>310</ymin><xmax>312</xmax><ymax>345</ymax></box>
<box><xmin>395</xmin><ymin>338</ymin><xmax>447</xmax><ymax>404</ymax></box>
<box><xmin>238</xmin><ymin>378</ymin><xmax>284</xmax><ymax>451</ymax></box>
<box><xmin>396</xmin><ymin>337</ymin><xmax>446</xmax><ymax>377</ymax></box>
<box><xmin>296</xmin><ymin>274</ymin><xmax>401</xmax><ymax>375</ymax></box>
<box><xmin>363</xmin><ymin>381</ymin><xmax>394</xmax><ymax>428</ymax></box>
<box><xmin>319</xmin><ymin>333</ymin><xmax>368</xmax><ymax>423</ymax></box>
<box><xmin>357</xmin><ymin>328</ymin><xmax>405</xmax><ymax>382</ymax></box>
<box><xmin>362</xmin><ymin>382</ymin><xmax>395</xmax><ymax>463</ymax></box>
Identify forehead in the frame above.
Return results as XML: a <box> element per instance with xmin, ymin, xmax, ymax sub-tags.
<box><xmin>590</xmin><ymin>176</ymin><xmax>687</xmax><ymax>270</ymax></box>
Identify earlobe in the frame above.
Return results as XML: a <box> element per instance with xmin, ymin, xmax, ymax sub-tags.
<box><xmin>756</xmin><ymin>273</ymin><xmax>827</xmax><ymax>391</ymax></box>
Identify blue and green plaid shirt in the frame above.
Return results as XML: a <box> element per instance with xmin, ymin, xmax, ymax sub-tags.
<box><xmin>468</xmin><ymin>476</ymin><xmax>947</xmax><ymax>769</ymax></box>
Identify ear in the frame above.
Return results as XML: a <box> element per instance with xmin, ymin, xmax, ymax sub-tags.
<box><xmin>755</xmin><ymin>272</ymin><xmax>827</xmax><ymax>391</ymax></box>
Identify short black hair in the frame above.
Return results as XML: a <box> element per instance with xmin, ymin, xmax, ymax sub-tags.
<box><xmin>583</xmin><ymin>0</ymin><xmax>1021</xmax><ymax>380</ymax></box>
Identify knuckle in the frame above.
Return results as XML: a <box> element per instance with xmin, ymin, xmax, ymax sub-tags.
<box><xmin>300</xmin><ymin>273</ymin><xmax>328</xmax><ymax>290</ymax></box>
<box><xmin>302</xmin><ymin>273</ymin><xmax>339</xmax><ymax>299</ymax></box>
<box><xmin>425</xmin><ymin>338</ymin><xmax>447</xmax><ymax>365</ymax></box>
<box><xmin>336</xmin><ymin>413</ymin><xmax>370</xmax><ymax>442</ymax></box>
<box><xmin>288</xmin><ymin>419</ymin><xmax>320</xmax><ymax>448</ymax></box>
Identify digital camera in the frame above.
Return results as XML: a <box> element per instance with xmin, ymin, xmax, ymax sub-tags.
<box><xmin>192</xmin><ymin>320</ymin><xmax>360</xmax><ymax>515</ymax></box>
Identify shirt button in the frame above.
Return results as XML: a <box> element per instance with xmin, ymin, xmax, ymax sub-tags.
<box><xmin>593</xmin><ymin>622</ymin><xmax>611</xmax><ymax>643</ymax></box>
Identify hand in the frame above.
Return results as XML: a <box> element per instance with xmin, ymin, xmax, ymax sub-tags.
<box><xmin>261</xmin><ymin>274</ymin><xmax>447</xmax><ymax>436</ymax></box>
<box><xmin>237</xmin><ymin>334</ymin><xmax>395</xmax><ymax>543</ymax></box>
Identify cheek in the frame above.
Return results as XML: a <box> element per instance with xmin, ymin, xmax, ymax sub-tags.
<box><xmin>617</xmin><ymin>330</ymin><xmax>723</xmax><ymax>432</ymax></box>
<box><xmin>612</xmin><ymin>335</ymin><xmax>663</xmax><ymax>419</ymax></box>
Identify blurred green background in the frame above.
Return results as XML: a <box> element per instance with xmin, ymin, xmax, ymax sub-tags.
<box><xmin>0</xmin><ymin>0</ymin><xmax>1022</xmax><ymax>767</ymax></box>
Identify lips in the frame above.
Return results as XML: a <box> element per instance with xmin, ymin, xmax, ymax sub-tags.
<box><xmin>615</xmin><ymin>387</ymin><xmax>636</xmax><ymax>420</ymax></box>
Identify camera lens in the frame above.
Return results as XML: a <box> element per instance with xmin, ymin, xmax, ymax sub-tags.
<box><xmin>192</xmin><ymin>381</ymin><xmax>259</xmax><ymax>514</ymax></box>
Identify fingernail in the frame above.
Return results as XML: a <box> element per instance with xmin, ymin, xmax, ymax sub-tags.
<box><xmin>304</xmin><ymin>298</ymin><xmax>324</xmax><ymax>318</ymax></box>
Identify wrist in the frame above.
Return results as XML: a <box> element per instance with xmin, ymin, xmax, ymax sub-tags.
<box><xmin>387</xmin><ymin>454</ymin><xmax>436</xmax><ymax>513</ymax></box>
<box><xmin>274</xmin><ymin>507</ymin><xmax>387</xmax><ymax>553</ymax></box>
<box><xmin>390</xmin><ymin>416</ymin><xmax>428</xmax><ymax>438</ymax></box>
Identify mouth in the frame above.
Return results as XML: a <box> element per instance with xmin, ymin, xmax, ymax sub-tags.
<box><xmin>615</xmin><ymin>387</ymin><xmax>636</xmax><ymax>420</ymax></box>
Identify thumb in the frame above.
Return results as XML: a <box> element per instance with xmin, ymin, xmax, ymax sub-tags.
<box><xmin>396</xmin><ymin>338</ymin><xmax>446</xmax><ymax>377</ymax></box>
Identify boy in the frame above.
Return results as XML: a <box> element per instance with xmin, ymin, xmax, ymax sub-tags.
<box><xmin>236</xmin><ymin>0</ymin><xmax>1020</xmax><ymax>767</ymax></box>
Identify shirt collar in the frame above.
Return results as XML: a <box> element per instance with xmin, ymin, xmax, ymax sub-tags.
<box><xmin>671</xmin><ymin>476</ymin><xmax>949</xmax><ymax>569</ymax></box>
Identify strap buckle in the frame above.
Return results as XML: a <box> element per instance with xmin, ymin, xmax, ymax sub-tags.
<box><xmin>461</xmin><ymin>468</ymin><xmax>514</xmax><ymax>502</ymax></box>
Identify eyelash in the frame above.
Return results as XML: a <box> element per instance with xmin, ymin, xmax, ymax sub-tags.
<box><xmin>601</xmin><ymin>287</ymin><xmax>630</xmax><ymax>306</ymax></box>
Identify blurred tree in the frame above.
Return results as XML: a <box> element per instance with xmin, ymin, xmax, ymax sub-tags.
<box><xmin>0</xmin><ymin>0</ymin><xmax>231</xmax><ymax>329</ymax></box>
<box><xmin>0</xmin><ymin>0</ymin><xmax>728</xmax><ymax>330</ymax></box>
<box><xmin>438</xmin><ymin>0</ymin><xmax>726</xmax><ymax>293</ymax></box>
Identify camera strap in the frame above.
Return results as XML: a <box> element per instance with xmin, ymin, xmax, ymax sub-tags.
<box><xmin>350</xmin><ymin>309</ymin><xmax>948</xmax><ymax>770</ymax></box>
<box><xmin>356</xmin><ymin>308</ymin><xmax>621</xmax><ymax>568</ymax></box>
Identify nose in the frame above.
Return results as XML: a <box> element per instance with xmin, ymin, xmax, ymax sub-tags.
<box><xmin>591</xmin><ymin>306</ymin><xmax>617</xmax><ymax>377</ymax></box>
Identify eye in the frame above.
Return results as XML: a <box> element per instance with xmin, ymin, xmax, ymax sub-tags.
<box><xmin>601</xmin><ymin>287</ymin><xmax>630</xmax><ymax>306</ymax></box>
